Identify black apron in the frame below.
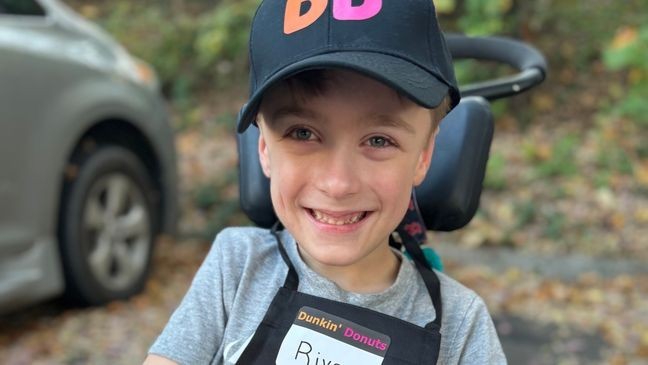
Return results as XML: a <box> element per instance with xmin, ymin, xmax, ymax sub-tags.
<box><xmin>235</xmin><ymin>218</ymin><xmax>444</xmax><ymax>365</ymax></box>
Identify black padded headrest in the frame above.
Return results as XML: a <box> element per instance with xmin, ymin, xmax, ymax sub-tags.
<box><xmin>237</xmin><ymin>96</ymin><xmax>494</xmax><ymax>231</ymax></box>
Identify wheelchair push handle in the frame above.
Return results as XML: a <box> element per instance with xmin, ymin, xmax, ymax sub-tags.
<box><xmin>445</xmin><ymin>33</ymin><xmax>548</xmax><ymax>101</ymax></box>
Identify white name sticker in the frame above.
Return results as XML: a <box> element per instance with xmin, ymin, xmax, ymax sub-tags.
<box><xmin>276</xmin><ymin>306</ymin><xmax>390</xmax><ymax>365</ymax></box>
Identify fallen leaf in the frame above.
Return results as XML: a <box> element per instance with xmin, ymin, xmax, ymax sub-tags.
<box><xmin>611</xmin><ymin>26</ymin><xmax>638</xmax><ymax>50</ymax></box>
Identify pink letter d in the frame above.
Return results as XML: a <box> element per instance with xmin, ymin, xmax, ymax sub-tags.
<box><xmin>333</xmin><ymin>0</ymin><xmax>382</xmax><ymax>21</ymax></box>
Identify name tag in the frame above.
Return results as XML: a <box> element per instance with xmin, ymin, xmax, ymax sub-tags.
<box><xmin>276</xmin><ymin>306</ymin><xmax>391</xmax><ymax>365</ymax></box>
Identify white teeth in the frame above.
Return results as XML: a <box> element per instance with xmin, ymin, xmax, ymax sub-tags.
<box><xmin>312</xmin><ymin>210</ymin><xmax>365</xmax><ymax>225</ymax></box>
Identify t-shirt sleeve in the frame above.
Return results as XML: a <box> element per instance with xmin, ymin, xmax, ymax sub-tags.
<box><xmin>447</xmin><ymin>295</ymin><xmax>507</xmax><ymax>364</ymax></box>
<box><xmin>148</xmin><ymin>233</ymin><xmax>229</xmax><ymax>364</ymax></box>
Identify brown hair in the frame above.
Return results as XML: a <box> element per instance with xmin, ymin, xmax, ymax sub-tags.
<box><xmin>430</xmin><ymin>94</ymin><xmax>451</xmax><ymax>130</ymax></box>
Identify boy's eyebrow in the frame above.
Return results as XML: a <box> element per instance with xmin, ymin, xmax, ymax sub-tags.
<box><xmin>367</xmin><ymin>114</ymin><xmax>416</xmax><ymax>134</ymax></box>
<box><xmin>269</xmin><ymin>106</ymin><xmax>319</xmax><ymax>122</ymax></box>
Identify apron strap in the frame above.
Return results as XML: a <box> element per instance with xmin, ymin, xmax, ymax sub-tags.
<box><xmin>271</xmin><ymin>221</ymin><xmax>300</xmax><ymax>290</ymax></box>
<box><xmin>396</xmin><ymin>192</ymin><xmax>443</xmax><ymax>329</ymax></box>
<box><xmin>402</xmin><ymin>237</ymin><xmax>443</xmax><ymax>329</ymax></box>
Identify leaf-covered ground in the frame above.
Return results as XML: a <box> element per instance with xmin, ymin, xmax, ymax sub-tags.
<box><xmin>0</xmin><ymin>238</ymin><xmax>208</xmax><ymax>365</ymax></box>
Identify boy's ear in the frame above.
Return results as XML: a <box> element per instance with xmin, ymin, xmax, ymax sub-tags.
<box><xmin>258</xmin><ymin>123</ymin><xmax>272</xmax><ymax>178</ymax></box>
<box><xmin>413</xmin><ymin>127</ymin><xmax>439</xmax><ymax>186</ymax></box>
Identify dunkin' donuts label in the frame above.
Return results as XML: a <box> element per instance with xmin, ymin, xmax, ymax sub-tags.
<box><xmin>276</xmin><ymin>306</ymin><xmax>390</xmax><ymax>365</ymax></box>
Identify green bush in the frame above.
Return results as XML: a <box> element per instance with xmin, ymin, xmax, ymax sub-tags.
<box><xmin>483</xmin><ymin>152</ymin><xmax>507</xmax><ymax>191</ymax></box>
<box><xmin>457</xmin><ymin>0</ymin><xmax>514</xmax><ymax>36</ymax></box>
<box><xmin>98</xmin><ymin>0</ymin><xmax>259</xmax><ymax>105</ymax></box>
<box><xmin>99</xmin><ymin>3</ymin><xmax>197</xmax><ymax>101</ymax></box>
<box><xmin>514</xmin><ymin>200</ymin><xmax>537</xmax><ymax>229</ymax></box>
<box><xmin>543</xmin><ymin>211</ymin><xmax>566</xmax><ymax>240</ymax></box>
<box><xmin>195</xmin><ymin>0</ymin><xmax>260</xmax><ymax>85</ymax></box>
<box><xmin>437</xmin><ymin>0</ymin><xmax>514</xmax><ymax>35</ymax></box>
<box><xmin>603</xmin><ymin>25</ymin><xmax>648</xmax><ymax>124</ymax></box>
<box><xmin>193</xmin><ymin>170</ymin><xmax>250</xmax><ymax>238</ymax></box>
<box><xmin>533</xmin><ymin>135</ymin><xmax>579</xmax><ymax>178</ymax></box>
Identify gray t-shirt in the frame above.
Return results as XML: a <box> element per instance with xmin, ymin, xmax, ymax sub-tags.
<box><xmin>149</xmin><ymin>227</ymin><xmax>506</xmax><ymax>364</ymax></box>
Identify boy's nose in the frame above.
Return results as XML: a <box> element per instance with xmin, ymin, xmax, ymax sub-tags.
<box><xmin>315</xmin><ymin>150</ymin><xmax>361</xmax><ymax>199</ymax></box>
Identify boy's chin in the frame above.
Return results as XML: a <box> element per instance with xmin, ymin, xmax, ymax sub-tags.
<box><xmin>298</xmin><ymin>244</ymin><xmax>369</xmax><ymax>268</ymax></box>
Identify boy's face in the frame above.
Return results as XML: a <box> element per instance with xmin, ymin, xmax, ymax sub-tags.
<box><xmin>257</xmin><ymin>70</ymin><xmax>437</xmax><ymax>272</ymax></box>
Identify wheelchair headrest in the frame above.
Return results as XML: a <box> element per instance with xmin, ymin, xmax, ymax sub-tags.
<box><xmin>237</xmin><ymin>96</ymin><xmax>494</xmax><ymax>231</ymax></box>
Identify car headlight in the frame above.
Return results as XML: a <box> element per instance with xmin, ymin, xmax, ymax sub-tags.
<box><xmin>115</xmin><ymin>49</ymin><xmax>160</xmax><ymax>91</ymax></box>
<box><xmin>131</xmin><ymin>57</ymin><xmax>158</xmax><ymax>89</ymax></box>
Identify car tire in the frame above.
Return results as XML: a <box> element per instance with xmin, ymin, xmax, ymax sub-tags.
<box><xmin>59</xmin><ymin>145</ymin><xmax>157</xmax><ymax>306</ymax></box>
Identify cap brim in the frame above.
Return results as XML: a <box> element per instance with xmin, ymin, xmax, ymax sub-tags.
<box><xmin>237</xmin><ymin>51</ymin><xmax>459</xmax><ymax>133</ymax></box>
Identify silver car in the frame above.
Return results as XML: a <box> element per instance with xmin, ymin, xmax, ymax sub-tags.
<box><xmin>0</xmin><ymin>0</ymin><xmax>178</xmax><ymax>313</ymax></box>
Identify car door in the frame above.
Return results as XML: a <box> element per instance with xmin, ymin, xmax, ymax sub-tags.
<box><xmin>0</xmin><ymin>0</ymin><xmax>59</xmax><ymax>249</ymax></box>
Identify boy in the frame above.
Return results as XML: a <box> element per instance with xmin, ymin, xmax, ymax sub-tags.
<box><xmin>146</xmin><ymin>0</ymin><xmax>505</xmax><ymax>364</ymax></box>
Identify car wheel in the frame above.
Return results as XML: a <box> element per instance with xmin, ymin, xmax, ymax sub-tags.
<box><xmin>59</xmin><ymin>145</ymin><xmax>156</xmax><ymax>305</ymax></box>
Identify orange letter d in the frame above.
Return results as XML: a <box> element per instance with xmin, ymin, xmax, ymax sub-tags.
<box><xmin>284</xmin><ymin>0</ymin><xmax>328</xmax><ymax>35</ymax></box>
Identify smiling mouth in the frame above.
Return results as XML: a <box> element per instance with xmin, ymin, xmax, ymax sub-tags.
<box><xmin>308</xmin><ymin>209</ymin><xmax>368</xmax><ymax>226</ymax></box>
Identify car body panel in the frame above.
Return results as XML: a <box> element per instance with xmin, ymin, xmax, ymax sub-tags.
<box><xmin>0</xmin><ymin>0</ymin><xmax>177</xmax><ymax>313</ymax></box>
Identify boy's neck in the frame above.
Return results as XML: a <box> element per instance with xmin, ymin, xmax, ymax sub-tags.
<box><xmin>297</xmin><ymin>244</ymin><xmax>401</xmax><ymax>294</ymax></box>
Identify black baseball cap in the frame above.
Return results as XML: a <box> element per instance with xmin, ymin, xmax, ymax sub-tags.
<box><xmin>237</xmin><ymin>0</ymin><xmax>460</xmax><ymax>133</ymax></box>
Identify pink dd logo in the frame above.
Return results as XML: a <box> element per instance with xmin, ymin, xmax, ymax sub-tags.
<box><xmin>284</xmin><ymin>0</ymin><xmax>383</xmax><ymax>35</ymax></box>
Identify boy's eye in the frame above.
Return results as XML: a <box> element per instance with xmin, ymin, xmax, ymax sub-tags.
<box><xmin>367</xmin><ymin>136</ymin><xmax>393</xmax><ymax>148</ymax></box>
<box><xmin>289</xmin><ymin>128</ymin><xmax>314</xmax><ymax>141</ymax></box>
